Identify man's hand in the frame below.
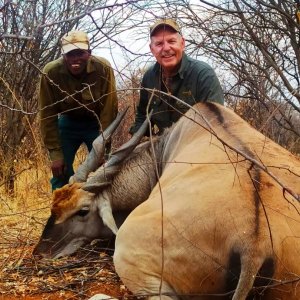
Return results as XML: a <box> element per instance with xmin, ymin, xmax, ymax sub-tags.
<box><xmin>51</xmin><ymin>159</ymin><xmax>65</xmax><ymax>178</ymax></box>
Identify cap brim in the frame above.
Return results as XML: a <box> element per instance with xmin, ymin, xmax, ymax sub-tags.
<box><xmin>150</xmin><ymin>24</ymin><xmax>179</xmax><ymax>36</ymax></box>
<box><xmin>62</xmin><ymin>42</ymin><xmax>89</xmax><ymax>54</ymax></box>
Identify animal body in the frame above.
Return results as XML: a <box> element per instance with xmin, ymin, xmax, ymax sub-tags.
<box><xmin>34</xmin><ymin>103</ymin><xmax>300</xmax><ymax>299</ymax></box>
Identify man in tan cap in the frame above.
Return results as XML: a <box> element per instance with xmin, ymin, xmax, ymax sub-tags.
<box><xmin>130</xmin><ymin>18</ymin><xmax>224</xmax><ymax>135</ymax></box>
<box><xmin>39</xmin><ymin>30</ymin><xmax>118</xmax><ymax>190</ymax></box>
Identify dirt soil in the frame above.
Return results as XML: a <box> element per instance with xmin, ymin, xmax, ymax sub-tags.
<box><xmin>0</xmin><ymin>242</ymin><xmax>132</xmax><ymax>300</ymax></box>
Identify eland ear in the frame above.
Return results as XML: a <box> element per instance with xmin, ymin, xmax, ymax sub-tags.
<box><xmin>96</xmin><ymin>192</ymin><xmax>118</xmax><ymax>235</ymax></box>
<box><xmin>82</xmin><ymin>182</ymin><xmax>111</xmax><ymax>194</ymax></box>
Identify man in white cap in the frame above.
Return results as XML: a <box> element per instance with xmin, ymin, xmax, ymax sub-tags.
<box><xmin>130</xmin><ymin>18</ymin><xmax>224</xmax><ymax>135</ymax></box>
<box><xmin>39</xmin><ymin>30</ymin><xmax>118</xmax><ymax>190</ymax></box>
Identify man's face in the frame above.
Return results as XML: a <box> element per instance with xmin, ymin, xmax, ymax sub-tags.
<box><xmin>150</xmin><ymin>27</ymin><xmax>185</xmax><ymax>75</ymax></box>
<box><xmin>63</xmin><ymin>49</ymin><xmax>91</xmax><ymax>76</ymax></box>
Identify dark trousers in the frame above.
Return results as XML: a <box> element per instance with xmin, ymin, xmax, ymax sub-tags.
<box><xmin>51</xmin><ymin>115</ymin><xmax>99</xmax><ymax>191</ymax></box>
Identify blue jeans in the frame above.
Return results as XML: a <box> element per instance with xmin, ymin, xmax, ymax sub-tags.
<box><xmin>50</xmin><ymin>115</ymin><xmax>99</xmax><ymax>191</ymax></box>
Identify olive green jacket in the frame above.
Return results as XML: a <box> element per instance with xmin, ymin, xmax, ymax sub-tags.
<box><xmin>130</xmin><ymin>53</ymin><xmax>224</xmax><ymax>135</ymax></box>
<box><xmin>39</xmin><ymin>55</ymin><xmax>118</xmax><ymax>161</ymax></box>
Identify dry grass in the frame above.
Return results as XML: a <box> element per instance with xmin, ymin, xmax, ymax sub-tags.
<box><xmin>0</xmin><ymin>101</ymin><xmax>137</xmax><ymax>299</ymax></box>
<box><xmin>0</xmin><ymin>147</ymin><xmax>131</xmax><ymax>299</ymax></box>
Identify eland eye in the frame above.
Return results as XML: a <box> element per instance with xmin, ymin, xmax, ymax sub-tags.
<box><xmin>76</xmin><ymin>207</ymin><xmax>89</xmax><ymax>217</ymax></box>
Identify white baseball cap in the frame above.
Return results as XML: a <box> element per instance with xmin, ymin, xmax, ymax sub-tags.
<box><xmin>61</xmin><ymin>30</ymin><xmax>90</xmax><ymax>54</ymax></box>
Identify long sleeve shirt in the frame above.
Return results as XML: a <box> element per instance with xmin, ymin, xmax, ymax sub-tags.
<box><xmin>39</xmin><ymin>55</ymin><xmax>118</xmax><ymax>161</ymax></box>
<box><xmin>130</xmin><ymin>53</ymin><xmax>224</xmax><ymax>135</ymax></box>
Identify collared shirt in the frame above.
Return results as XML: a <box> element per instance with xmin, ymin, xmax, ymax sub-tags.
<box><xmin>130</xmin><ymin>52</ymin><xmax>224</xmax><ymax>135</ymax></box>
<box><xmin>39</xmin><ymin>55</ymin><xmax>118</xmax><ymax>161</ymax></box>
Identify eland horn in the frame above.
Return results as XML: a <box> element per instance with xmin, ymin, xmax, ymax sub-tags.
<box><xmin>69</xmin><ymin>108</ymin><xmax>129</xmax><ymax>183</ymax></box>
<box><xmin>82</xmin><ymin>110</ymin><xmax>153</xmax><ymax>193</ymax></box>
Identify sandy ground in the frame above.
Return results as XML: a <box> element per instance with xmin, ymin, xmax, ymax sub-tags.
<box><xmin>0</xmin><ymin>183</ymin><xmax>131</xmax><ymax>300</ymax></box>
<box><xmin>0</xmin><ymin>240</ymin><xmax>131</xmax><ymax>300</ymax></box>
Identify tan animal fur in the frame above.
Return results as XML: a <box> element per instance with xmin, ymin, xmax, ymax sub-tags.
<box><xmin>114</xmin><ymin>103</ymin><xmax>300</xmax><ymax>300</ymax></box>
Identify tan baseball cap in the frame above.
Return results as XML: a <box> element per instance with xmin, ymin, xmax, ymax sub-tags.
<box><xmin>150</xmin><ymin>19</ymin><xmax>181</xmax><ymax>36</ymax></box>
<box><xmin>61</xmin><ymin>30</ymin><xmax>90</xmax><ymax>54</ymax></box>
